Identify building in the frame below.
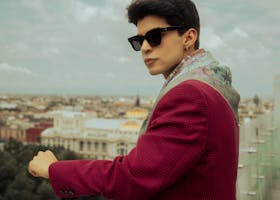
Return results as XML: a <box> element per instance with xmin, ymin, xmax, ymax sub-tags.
<box><xmin>0</xmin><ymin>124</ymin><xmax>29</xmax><ymax>143</ymax></box>
<box><xmin>0</xmin><ymin>139</ymin><xmax>5</xmax><ymax>151</ymax></box>
<box><xmin>125</xmin><ymin>108</ymin><xmax>149</xmax><ymax>119</ymax></box>
<box><xmin>26</xmin><ymin>121</ymin><xmax>53</xmax><ymax>144</ymax></box>
<box><xmin>41</xmin><ymin>111</ymin><xmax>143</xmax><ymax>160</ymax></box>
<box><xmin>0</xmin><ymin>121</ymin><xmax>52</xmax><ymax>145</ymax></box>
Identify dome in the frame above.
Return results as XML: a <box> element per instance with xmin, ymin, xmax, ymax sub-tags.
<box><xmin>126</xmin><ymin>108</ymin><xmax>148</xmax><ymax>119</ymax></box>
<box><xmin>121</xmin><ymin>121</ymin><xmax>140</xmax><ymax>129</ymax></box>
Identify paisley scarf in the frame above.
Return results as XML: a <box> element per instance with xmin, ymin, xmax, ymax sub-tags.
<box><xmin>139</xmin><ymin>49</ymin><xmax>240</xmax><ymax>135</ymax></box>
<box><xmin>163</xmin><ymin>49</ymin><xmax>232</xmax><ymax>89</ymax></box>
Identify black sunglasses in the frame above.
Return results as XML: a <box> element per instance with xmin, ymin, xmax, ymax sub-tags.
<box><xmin>128</xmin><ymin>26</ymin><xmax>187</xmax><ymax>51</ymax></box>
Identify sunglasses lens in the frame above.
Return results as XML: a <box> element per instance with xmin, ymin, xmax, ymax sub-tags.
<box><xmin>132</xmin><ymin>40</ymin><xmax>142</xmax><ymax>51</ymax></box>
<box><xmin>146</xmin><ymin>30</ymin><xmax>162</xmax><ymax>47</ymax></box>
<box><xmin>129</xmin><ymin>37</ymin><xmax>143</xmax><ymax>51</ymax></box>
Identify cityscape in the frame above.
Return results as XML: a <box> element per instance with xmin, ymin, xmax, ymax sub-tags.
<box><xmin>0</xmin><ymin>94</ymin><xmax>273</xmax><ymax>158</ymax></box>
<box><xmin>0</xmin><ymin>0</ymin><xmax>279</xmax><ymax>199</ymax></box>
<box><xmin>1</xmin><ymin>90</ymin><xmax>278</xmax><ymax>200</ymax></box>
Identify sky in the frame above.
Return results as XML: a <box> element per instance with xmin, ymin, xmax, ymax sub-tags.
<box><xmin>0</xmin><ymin>0</ymin><xmax>279</xmax><ymax>98</ymax></box>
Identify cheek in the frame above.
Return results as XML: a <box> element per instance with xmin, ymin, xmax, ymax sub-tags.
<box><xmin>162</xmin><ymin>46</ymin><xmax>184</xmax><ymax>67</ymax></box>
<box><xmin>160</xmin><ymin>37</ymin><xmax>184</xmax><ymax>64</ymax></box>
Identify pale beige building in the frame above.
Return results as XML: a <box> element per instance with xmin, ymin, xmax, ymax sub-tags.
<box><xmin>41</xmin><ymin>111</ymin><xmax>143</xmax><ymax>160</ymax></box>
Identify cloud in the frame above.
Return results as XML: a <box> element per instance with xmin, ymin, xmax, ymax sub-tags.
<box><xmin>201</xmin><ymin>28</ymin><xmax>226</xmax><ymax>50</ymax></box>
<box><xmin>20</xmin><ymin>0</ymin><xmax>52</xmax><ymax>23</ymax></box>
<box><xmin>103</xmin><ymin>72</ymin><xmax>116</xmax><ymax>79</ymax></box>
<box><xmin>73</xmin><ymin>1</ymin><xmax>98</xmax><ymax>24</ymax></box>
<box><xmin>0</xmin><ymin>62</ymin><xmax>37</xmax><ymax>76</ymax></box>
<box><xmin>70</xmin><ymin>0</ymin><xmax>131</xmax><ymax>24</ymax></box>
<box><xmin>42</xmin><ymin>47</ymin><xmax>60</xmax><ymax>57</ymax></box>
<box><xmin>228</xmin><ymin>27</ymin><xmax>249</xmax><ymax>39</ymax></box>
<box><xmin>119</xmin><ymin>57</ymin><xmax>130</xmax><ymax>64</ymax></box>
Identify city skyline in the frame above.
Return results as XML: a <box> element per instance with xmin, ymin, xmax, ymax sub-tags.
<box><xmin>0</xmin><ymin>0</ymin><xmax>279</xmax><ymax>98</ymax></box>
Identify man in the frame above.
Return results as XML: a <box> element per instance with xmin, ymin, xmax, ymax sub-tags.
<box><xmin>29</xmin><ymin>0</ymin><xmax>240</xmax><ymax>199</ymax></box>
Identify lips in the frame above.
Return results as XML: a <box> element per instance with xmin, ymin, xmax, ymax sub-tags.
<box><xmin>144</xmin><ymin>58</ymin><xmax>157</xmax><ymax>65</ymax></box>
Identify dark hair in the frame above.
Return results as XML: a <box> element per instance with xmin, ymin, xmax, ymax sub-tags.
<box><xmin>127</xmin><ymin>0</ymin><xmax>200</xmax><ymax>49</ymax></box>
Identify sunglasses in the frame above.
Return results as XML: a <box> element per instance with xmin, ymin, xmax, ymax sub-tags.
<box><xmin>128</xmin><ymin>26</ymin><xmax>187</xmax><ymax>51</ymax></box>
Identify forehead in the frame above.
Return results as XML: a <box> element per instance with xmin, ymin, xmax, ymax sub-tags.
<box><xmin>137</xmin><ymin>15</ymin><xmax>170</xmax><ymax>35</ymax></box>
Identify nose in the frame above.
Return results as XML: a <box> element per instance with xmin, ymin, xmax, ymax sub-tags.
<box><xmin>141</xmin><ymin>39</ymin><xmax>152</xmax><ymax>53</ymax></box>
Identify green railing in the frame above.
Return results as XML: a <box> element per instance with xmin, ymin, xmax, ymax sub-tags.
<box><xmin>237</xmin><ymin>112</ymin><xmax>280</xmax><ymax>200</ymax></box>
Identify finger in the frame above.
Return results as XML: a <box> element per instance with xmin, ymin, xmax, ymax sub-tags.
<box><xmin>46</xmin><ymin>150</ymin><xmax>58</xmax><ymax>160</ymax></box>
<box><xmin>29</xmin><ymin>169</ymin><xmax>39</xmax><ymax>177</ymax></box>
<box><xmin>46</xmin><ymin>150</ymin><xmax>55</xmax><ymax>158</ymax></box>
<box><xmin>28</xmin><ymin>162</ymin><xmax>39</xmax><ymax>177</ymax></box>
<box><xmin>46</xmin><ymin>150</ymin><xmax>52</xmax><ymax>154</ymax></box>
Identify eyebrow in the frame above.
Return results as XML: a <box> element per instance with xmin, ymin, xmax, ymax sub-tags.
<box><xmin>137</xmin><ymin>27</ymin><xmax>165</xmax><ymax>36</ymax></box>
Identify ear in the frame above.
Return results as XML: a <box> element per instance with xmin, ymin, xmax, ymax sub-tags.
<box><xmin>182</xmin><ymin>28</ymin><xmax>198</xmax><ymax>49</ymax></box>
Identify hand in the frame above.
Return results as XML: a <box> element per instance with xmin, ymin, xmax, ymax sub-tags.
<box><xmin>28</xmin><ymin>150</ymin><xmax>58</xmax><ymax>179</ymax></box>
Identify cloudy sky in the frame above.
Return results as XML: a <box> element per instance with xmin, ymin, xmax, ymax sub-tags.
<box><xmin>0</xmin><ymin>0</ymin><xmax>279</xmax><ymax>98</ymax></box>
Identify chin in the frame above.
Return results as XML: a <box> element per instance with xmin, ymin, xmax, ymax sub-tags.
<box><xmin>148</xmin><ymin>69</ymin><xmax>161</xmax><ymax>76</ymax></box>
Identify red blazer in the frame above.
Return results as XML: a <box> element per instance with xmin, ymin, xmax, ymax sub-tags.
<box><xmin>49</xmin><ymin>80</ymin><xmax>239</xmax><ymax>200</ymax></box>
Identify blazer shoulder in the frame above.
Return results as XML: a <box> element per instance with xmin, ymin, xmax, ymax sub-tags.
<box><xmin>171</xmin><ymin>79</ymin><xmax>218</xmax><ymax>95</ymax></box>
<box><xmin>151</xmin><ymin>79</ymin><xmax>210</xmax><ymax>121</ymax></box>
<box><xmin>159</xmin><ymin>79</ymin><xmax>209</xmax><ymax>104</ymax></box>
<box><xmin>159</xmin><ymin>79</ymin><xmax>215</xmax><ymax>103</ymax></box>
<box><xmin>176</xmin><ymin>79</ymin><xmax>239</xmax><ymax>124</ymax></box>
<box><xmin>155</xmin><ymin>79</ymin><xmax>233</xmax><ymax>118</ymax></box>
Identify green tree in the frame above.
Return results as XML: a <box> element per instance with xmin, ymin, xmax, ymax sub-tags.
<box><xmin>4</xmin><ymin>137</ymin><xmax>23</xmax><ymax>156</ymax></box>
<box><xmin>60</xmin><ymin>149</ymin><xmax>80</xmax><ymax>160</ymax></box>
<box><xmin>36</xmin><ymin>181</ymin><xmax>59</xmax><ymax>200</ymax></box>
<box><xmin>0</xmin><ymin>154</ymin><xmax>17</xmax><ymax>194</ymax></box>
<box><xmin>5</xmin><ymin>168</ymin><xmax>38</xmax><ymax>200</ymax></box>
<box><xmin>0</xmin><ymin>140</ymin><xmax>106</xmax><ymax>200</ymax></box>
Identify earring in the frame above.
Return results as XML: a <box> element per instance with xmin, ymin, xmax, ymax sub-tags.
<box><xmin>184</xmin><ymin>46</ymin><xmax>189</xmax><ymax>51</ymax></box>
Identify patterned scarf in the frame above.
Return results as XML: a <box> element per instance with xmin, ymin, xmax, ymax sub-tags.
<box><xmin>163</xmin><ymin>49</ymin><xmax>232</xmax><ymax>90</ymax></box>
<box><xmin>139</xmin><ymin>49</ymin><xmax>240</xmax><ymax>135</ymax></box>
<box><xmin>161</xmin><ymin>48</ymin><xmax>240</xmax><ymax>122</ymax></box>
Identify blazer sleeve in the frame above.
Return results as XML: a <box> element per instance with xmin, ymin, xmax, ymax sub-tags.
<box><xmin>48</xmin><ymin>82</ymin><xmax>209</xmax><ymax>200</ymax></box>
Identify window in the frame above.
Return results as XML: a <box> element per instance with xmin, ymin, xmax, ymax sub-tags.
<box><xmin>102</xmin><ymin>142</ymin><xmax>107</xmax><ymax>153</ymax></box>
<box><xmin>87</xmin><ymin>141</ymin><xmax>91</xmax><ymax>151</ymax></box>
<box><xmin>94</xmin><ymin>142</ymin><xmax>99</xmax><ymax>152</ymax></box>
<box><xmin>79</xmin><ymin>141</ymin><xmax>84</xmax><ymax>151</ymax></box>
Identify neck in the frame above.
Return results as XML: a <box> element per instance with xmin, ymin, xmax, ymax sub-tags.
<box><xmin>163</xmin><ymin>48</ymin><xmax>200</xmax><ymax>79</ymax></box>
<box><xmin>163</xmin><ymin>67</ymin><xmax>176</xmax><ymax>79</ymax></box>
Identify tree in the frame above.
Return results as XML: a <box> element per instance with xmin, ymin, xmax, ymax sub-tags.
<box><xmin>0</xmin><ymin>154</ymin><xmax>17</xmax><ymax>194</ymax></box>
<box><xmin>0</xmin><ymin>140</ymin><xmax>107</xmax><ymax>200</ymax></box>
<box><xmin>4</xmin><ymin>137</ymin><xmax>23</xmax><ymax>156</ymax></box>
<box><xmin>4</xmin><ymin>169</ymin><xmax>38</xmax><ymax>200</ymax></box>
<box><xmin>36</xmin><ymin>181</ymin><xmax>59</xmax><ymax>200</ymax></box>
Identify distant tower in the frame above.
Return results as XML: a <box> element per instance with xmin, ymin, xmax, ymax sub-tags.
<box><xmin>253</xmin><ymin>94</ymin><xmax>260</xmax><ymax>107</ymax></box>
<box><xmin>135</xmin><ymin>95</ymin><xmax>140</xmax><ymax>107</ymax></box>
<box><xmin>274</xmin><ymin>75</ymin><xmax>280</xmax><ymax>130</ymax></box>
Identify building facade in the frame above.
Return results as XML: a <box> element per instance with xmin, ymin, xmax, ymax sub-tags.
<box><xmin>41</xmin><ymin>111</ymin><xmax>143</xmax><ymax>160</ymax></box>
<box><xmin>0</xmin><ymin>121</ymin><xmax>52</xmax><ymax>144</ymax></box>
<box><xmin>0</xmin><ymin>125</ymin><xmax>28</xmax><ymax>143</ymax></box>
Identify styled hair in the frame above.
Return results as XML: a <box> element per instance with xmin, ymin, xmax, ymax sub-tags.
<box><xmin>127</xmin><ymin>0</ymin><xmax>200</xmax><ymax>49</ymax></box>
